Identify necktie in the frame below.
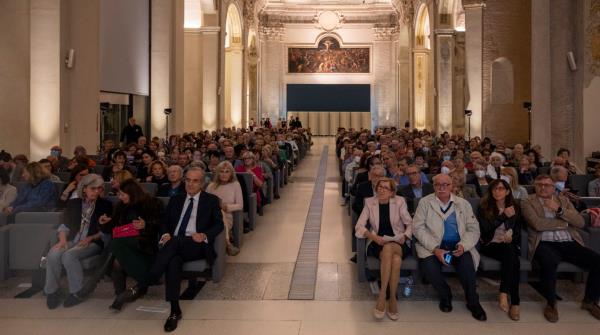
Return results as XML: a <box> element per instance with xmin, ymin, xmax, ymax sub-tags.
<box><xmin>176</xmin><ymin>198</ymin><xmax>194</xmax><ymax>236</ymax></box>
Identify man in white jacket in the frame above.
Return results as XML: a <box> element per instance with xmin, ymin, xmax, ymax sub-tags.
<box><xmin>413</xmin><ymin>173</ymin><xmax>487</xmax><ymax>321</ymax></box>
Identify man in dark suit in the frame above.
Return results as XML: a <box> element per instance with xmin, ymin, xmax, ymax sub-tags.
<box><xmin>398</xmin><ymin>164</ymin><xmax>435</xmax><ymax>215</ymax></box>
<box><xmin>352</xmin><ymin>165</ymin><xmax>386</xmax><ymax>216</ymax></box>
<box><xmin>122</xmin><ymin>167</ymin><xmax>223</xmax><ymax>332</ymax></box>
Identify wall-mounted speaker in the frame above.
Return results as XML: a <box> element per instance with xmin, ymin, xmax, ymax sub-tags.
<box><xmin>65</xmin><ymin>49</ymin><xmax>75</xmax><ymax>69</ymax></box>
<box><xmin>567</xmin><ymin>51</ymin><xmax>577</xmax><ymax>71</ymax></box>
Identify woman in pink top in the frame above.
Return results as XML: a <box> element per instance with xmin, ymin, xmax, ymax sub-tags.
<box><xmin>207</xmin><ymin>161</ymin><xmax>244</xmax><ymax>256</ymax></box>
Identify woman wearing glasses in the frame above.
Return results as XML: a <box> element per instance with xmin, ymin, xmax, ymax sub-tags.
<box><xmin>44</xmin><ymin>174</ymin><xmax>112</xmax><ymax>309</ymax></box>
<box><xmin>477</xmin><ymin>178</ymin><xmax>522</xmax><ymax>320</ymax></box>
<box><xmin>207</xmin><ymin>161</ymin><xmax>243</xmax><ymax>256</ymax></box>
<box><xmin>355</xmin><ymin>178</ymin><xmax>413</xmax><ymax>321</ymax></box>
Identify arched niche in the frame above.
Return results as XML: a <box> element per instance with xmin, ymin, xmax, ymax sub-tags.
<box><xmin>224</xmin><ymin>3</ymin><xmax>243</xmax><ymax>128</ymax></box>
<box><xmin>413</xmin><ymin>4</ymin><xmax>432</xmax><ymax>130</ymax></box>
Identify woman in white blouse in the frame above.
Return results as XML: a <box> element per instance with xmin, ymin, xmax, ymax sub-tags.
<box><xmin>206</xmin><ymin>161</ymin><xmax>244</xmax><ymax>256</ymax></box>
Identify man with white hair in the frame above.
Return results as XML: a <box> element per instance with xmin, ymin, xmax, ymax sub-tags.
<box><xmin>157</xmin><ymin>165</ymin><xmax>186</xmax><ymax>197</ymax></box>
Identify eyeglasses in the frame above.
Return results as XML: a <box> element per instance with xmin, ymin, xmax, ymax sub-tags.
<box><xmin>535</xmin><ymin>183</ymin><xmax>555</xmax><ymax>189</ymax></box>
<box><xmin>433</xmin><ymin>183</ymin><xmax>452</xmax><ymax>189</ymax></box>
<box><xmin>407</xmin><ymin>171</ymin><xmax>419</xmax><ymax>176</ymax></box>
<box><xmin>377</xmin><ymin>185</ymin><xmax>392</xmax><ymax>191</ymax></box>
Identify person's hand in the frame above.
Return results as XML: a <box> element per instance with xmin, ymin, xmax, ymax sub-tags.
<box><xmin>51</xmin><ymin>240</ymin><xmax>68</xmax><ymax>251</ymax></box>
<box><xmin>159</xmin><ymin>233</ymin><xmax>171</xmax><ymax>245</ymax></box>
<box><xmin>453</xmin><ymin>244</ymin><xmax>465</xmax><ymax>257</ymax></box>
<box><xmin>112</xmin><ymin>164</ymin><xmax>123</xmax><ymax>172</ymax></box>
<box><xmin>504</xmin><ymin>206</ymin><xmax>516</xmax><ymax>218</ymax></box>
<box><xmin>397</xmin><ymin>235</ymin><xmax>406</xmax><ymax>245</ymax></box>
<box><xmin>3</xmin><ymin>207</ymin><xmax>12</xmax><ymax>214</ymax></box>
<box><xmin>67</xmin><ymin>181</ymin><xmax>77</xmax><ymax>192</ymax></box>
<box><xmin>221</xmin><ymin>203</ymin><xmax>229</xmax><ymax>212</ymax></box>
<box><xmin>191</xmin><ymin>233</ymin><xmax>207</xmax><ymax>244</ymax></box>
<box><xmin>434</xmin><ymin>248</ymin><xmax>447</xmax><ymax>264</ymax></box>
<box><xmin>98</xmin><ymin>214</ymin><xmax>111</xmax><ymax>225</ymax></box>
<box><xmin>132</xmin><ymin>217</ymin><xmax>145</xmax><ymax>230</ymax></box>
<box><xmin>544</xmin><ymin>197</ymin><xmax>560</xmax><ymax>212</ymax></box>
<box><xmin>503</xmin><ymin>229</ymin><xmax>513</xmax><ymax>244</ymax></box>
<box><xmin>146</xmin><ymin>176</ymin><xmax>153</xmax><ymax>182</ymax></box>
<box><xmin>77</xmin><ymin>236</ymin><xmax>93</xmax><ymax>248</ymax></box>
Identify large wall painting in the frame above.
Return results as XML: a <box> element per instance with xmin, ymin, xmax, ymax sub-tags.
<box><xmin>288</xmin><ymin>37</ymin><xmax>370</xmax><ymax>73</ymax></box>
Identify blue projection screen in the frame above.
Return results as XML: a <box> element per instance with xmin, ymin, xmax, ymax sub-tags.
<box><xmin>286</xmin><ymin>84</ymin><xmax>370</xmax><ymax>111</ymax></box>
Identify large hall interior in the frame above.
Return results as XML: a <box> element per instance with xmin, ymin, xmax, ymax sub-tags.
<box><xmin>1</xmin><ymin>0</ymin><xmax>600</xmax><ymax>334</ymax></box>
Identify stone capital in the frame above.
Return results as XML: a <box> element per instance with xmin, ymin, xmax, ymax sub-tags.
<box><xmin>259</xmin><ymin>24</ymin><xmax>285</xmax><ymax>41</ymax></box>
<box><xmin>373</xmin><ymin>26</ymin><xmax>398</xmax><ymax>41</ymax></box>
<box><xmin>462</xmin><ymin>0</ymin><xmax>486</xmax><ymax>9</ymax></box>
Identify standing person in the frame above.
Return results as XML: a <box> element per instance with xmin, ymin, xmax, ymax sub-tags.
<box><xmin>355</xmin><ymin>178</ymin><xmax>413</xmax><ymax>321</ymax></box>
<box><xmin>412</xmin><ymin>174</ymin><xmax>487</xmax><ymax>321</ymax></box>
<box><xmin>124</xmin><ymin>167</ymin><xmax>223</xmax><ymax>332</ymax></box>
<box><xmin>477</xmin><ymin>179</ymin><xmax>522</xmax><ymax>321</ymax></box>
<box><xmin>120</xmin><ymin>117</ymin><xmax>144</xmax><ymax>145</ymax></box>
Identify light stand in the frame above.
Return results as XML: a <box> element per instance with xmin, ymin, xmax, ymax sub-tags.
<box><xmin>164</xmin><ymin>108</ymin><xmax>172</xmax><ymax>139</ymax></box>
<box><xmin>523</xmin><ymin>102</ymin><xmax>532</xmax><ymax>147</ymax></box>
<box><xmin>464</xmin><ymin>110</ymin><xmax>472</xmax><ymax>140</ymax></box>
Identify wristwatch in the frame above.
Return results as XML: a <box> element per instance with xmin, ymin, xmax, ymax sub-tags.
<box><xmin>556</xmin><ymin>206</ymin><xmax>564</xmax><ymax>216</ymax></box>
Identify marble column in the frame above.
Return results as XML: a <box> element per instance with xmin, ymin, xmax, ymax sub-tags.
<box><xmin>464</xmin><ymin>0</ymin><xmax>484</xmax><ymax>138</ymax></box>
<box><xmin>373</xmin><ymin>27</ymin><xmax>399</xmax><ymax>129</ymax></box>
<box><xmin>30</xmin><ymin>0</ymin><xmax>61</xmax><ymax>160</ymax></box>
<box><xmin>151</xmin><ymin>0</ymin><xmax>172</xmax><ymax>138</ymax></box>
<box><xmin>435</xmin><ymin>29</ymin><xmax>455</xmax><ymax>134</ymax></box>
<box><xmin>531</xmin><ymin>0</ymin><xmax>551</xmax><ymax>158</ymax></box>
<box><xmin>258</xmin><ymin>24</ymin><xmax>285</xmax><ymax>123</ymax></box>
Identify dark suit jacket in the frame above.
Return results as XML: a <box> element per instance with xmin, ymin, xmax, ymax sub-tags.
<box><xmin>397</xmin><ymin>183</ymin><xmax>435</xmax><ymax>214</ymax></box>
<box><xmin>162</xmin><ymin>192</ymin><xmax>224</xmax><ymax>263</ymax></box>
<box><xmin>64</xmin><ymin>197</ymin><xmax>113</xmax><ymax>248</ymax></box>
<box><xmin>352</xmin><ymin>181</ymin><xmax>374</xmax><ymax>215</ymax></box>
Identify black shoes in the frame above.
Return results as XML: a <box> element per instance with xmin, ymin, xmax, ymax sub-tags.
<box><xmin>110</xmin><ymin>286</ymin><xmax>144</xmax><ymax>311</ymax></box>
<box><xmin>467</xmin><ymin>303</ymin><xmax>487</xmax><ymax>321</ymax></box>
<box><xmin>46</xmin><ymin>291</ymin><xmax>62</xmax><ymax>310</ymax></box>
<box><xmin>164</xmin><ymin>312</ymin><xmax>182</xmax><ymax>332</ymax></box>
<box><xmin>63</xmin><ymin>293</ymin><xmax>83</xmax><ymax>308</ymax></box>
<box><xmin>439</xmin><ymin>298</ymin><xmax>453</xmax><ymax>313</ymax></box>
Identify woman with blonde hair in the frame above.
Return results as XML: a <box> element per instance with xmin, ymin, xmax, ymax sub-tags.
<box><xmin>355</xmin><ymin>177</ymin><xmax>413</xmax><ymax>321</ymax></box>
<box><xmin>206</xmin><ymin>161</ymin><xmax>243</xmax><ymax>256</ymax></box>
<box><xmin>500</xmin><ymin>167</ymin><xmax>528</xmax><ymax>200</ymax></box>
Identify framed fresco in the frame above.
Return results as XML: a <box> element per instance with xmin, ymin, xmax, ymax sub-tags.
<box><xmin>288</xmin><ymin>37</ymin><xmax>370</xmax><ymax>74</ymax></box>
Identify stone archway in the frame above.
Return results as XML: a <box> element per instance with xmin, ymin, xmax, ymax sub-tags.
<box><xmin>413</xmin><ymin>4</ymin><xmax>432</xmax><ymax>130</ymax></box>
<box><xmin>225</xmin><ymin>3</ymin><xmax>243</xmax><ymax>128</ymax></box>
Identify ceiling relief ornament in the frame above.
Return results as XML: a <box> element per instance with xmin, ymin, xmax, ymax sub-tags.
<box><xmin>313</xmin><ymin>11</ymin><xmax>344</xmax><ymax>32</ymax></box>
<box><xmin>394</xmin><ymin>0</ymin><xmax>414</xmax><ymax>25</ymax></box>
<box><xmin>586</xmin><ymin>0</ymin><xmax>600</xmax><ymax>80</ymax></box>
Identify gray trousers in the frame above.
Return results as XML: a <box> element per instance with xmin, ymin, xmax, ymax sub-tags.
<box><xmin>44</xmin><ymin>241</ymin><xmax>101</xmax><ymax>294</ymax></box>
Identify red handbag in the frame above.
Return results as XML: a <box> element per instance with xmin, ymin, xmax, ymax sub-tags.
<box><xmin>112</xmin><ymin>223</ymin><xmax>140</xmax><ymax>238</ymax></box>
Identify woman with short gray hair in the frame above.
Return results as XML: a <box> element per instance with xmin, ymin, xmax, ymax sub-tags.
<box><xmin>44</xmin><ymin>173</ymin><xmax>113</xmax><ymax>309</ymax></box>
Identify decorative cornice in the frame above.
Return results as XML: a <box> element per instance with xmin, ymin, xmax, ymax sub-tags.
<box><xmin>462</xmin><ymin>0</ymin><xmax>486</xmax><ymax>9</ymax></box>
<box><xmin>373</xmin><ymin>26</ymin><xmax>399</xmax><ymax>41</ymax></box>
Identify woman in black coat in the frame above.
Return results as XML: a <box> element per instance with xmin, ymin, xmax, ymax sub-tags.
<box><xmin>99</xmin><ymin>179</ymin><xmax>162</xmax><ymax>311</ymax></box>
<box><xmin>476</xmin><ymin>178</ymin><xmax>522</xmax><ymax>321</ymax></box>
